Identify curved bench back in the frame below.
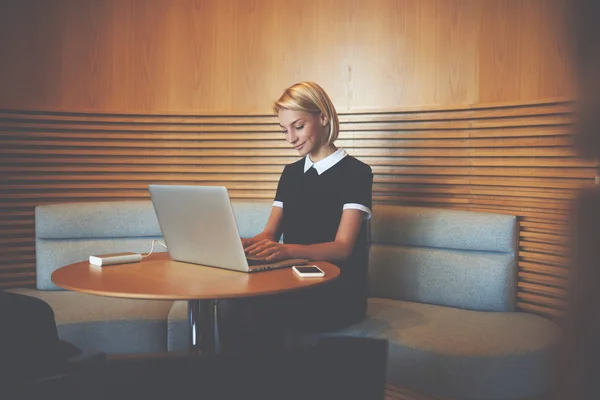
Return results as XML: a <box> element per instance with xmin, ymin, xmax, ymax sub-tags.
<box><xmin>36</xmin><ymin>200</ymin><xmax>518</xmax><ymax>311</ymax></box>
<box><xmin>36</xmin><ymin>201</ymin><xmax>164</xmax><ymax>290</ymax></box>
<box><xmin>368</xmin><ymin>205</ymin><xmax>518</xmax><ymax>312</ymax></box>
<box><xmin>35</xmin><ymin>200</ymin><xmax>272</xmax><ymax>290</ymax></box>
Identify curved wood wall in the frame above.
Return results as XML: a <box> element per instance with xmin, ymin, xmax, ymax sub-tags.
<box><xmin>0</xmin><ymin>0</ymin><xmax>585</xmax><ymax>322</ymax></box>
<box><xmin>0</xmin><ymin>0</ymin><xmax>572</xmax><ymax>112</ymax></box>
<box><xmin>0</xmin><ymin>99</ymin><xmax>594</xmax><ymax>319</ymax></box>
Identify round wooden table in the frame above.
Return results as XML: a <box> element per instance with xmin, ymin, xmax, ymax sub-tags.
<box><xmin>51</xmin><ymin>253</ymin><xmax>340</xmax><ymax>355</ymax></box>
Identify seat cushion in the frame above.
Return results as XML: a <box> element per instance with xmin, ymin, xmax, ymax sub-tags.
<box><xmin>8</xmin><ymin>288</ymin><xmax>174</xmax><ymax>354</ymax></box>
<box><xmin>167</xmin><ymin>300</ymin><xmax>190</xmax><ymax>352</ymax></box>
<box><xmin>334</xmin><ymin>298</ymin><xmax>561</xmax><ymax>400</ymax></box>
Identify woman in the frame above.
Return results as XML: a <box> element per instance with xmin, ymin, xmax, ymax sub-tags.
<box><xmin>217</xmin><ymin>82</ymin><xmax>373</xmax><ymax>354</ymax></box>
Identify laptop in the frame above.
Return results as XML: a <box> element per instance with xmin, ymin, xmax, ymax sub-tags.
<box><xmin>148</xmin><ymin>184</ymin><xmax>308</xmax><ymax>272</ymax></box>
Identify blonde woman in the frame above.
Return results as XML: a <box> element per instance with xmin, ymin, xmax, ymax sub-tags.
<box><xmin>218</xmin><ymin>82</ymin><xmax>373</xmax><ymax>354</ymax></box>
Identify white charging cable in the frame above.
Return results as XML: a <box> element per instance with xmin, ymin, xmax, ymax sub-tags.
<box><xmin>142</xmin><ymin>239</ymin><xmax>168</xmax><ymax>258</ymax></box>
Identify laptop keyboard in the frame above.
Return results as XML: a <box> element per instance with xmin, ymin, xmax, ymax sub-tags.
<box><xmin>246</xmin><ymin>256</ymin><xmax>270</xmax><ymax>266</ymax></box>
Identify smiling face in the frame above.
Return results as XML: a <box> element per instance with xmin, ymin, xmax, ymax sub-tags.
<box><xmin>278</xmin><ymin>108</ymin><xmax>328</xmax><ymax>158</ymax></box>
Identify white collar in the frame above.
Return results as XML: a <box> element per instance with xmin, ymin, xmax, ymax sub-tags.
<box><xmin>304</xmin><ymin>148</ymin><xmax>348</xmax><ymax>175</ymax></box>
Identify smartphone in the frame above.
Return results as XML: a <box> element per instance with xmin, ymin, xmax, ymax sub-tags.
<box><xmin>292</xmin><ymin>265</ymin><xmax>325</xmax><ymax>278</ymax></box>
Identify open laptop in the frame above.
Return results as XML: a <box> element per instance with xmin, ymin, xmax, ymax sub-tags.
<box><xmin>148</xmin><ymin>184</ymin><xmax>308</xmax><ymax>272</ymax></box>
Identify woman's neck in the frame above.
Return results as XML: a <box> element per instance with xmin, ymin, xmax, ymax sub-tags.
<box><xmin>309</xmin><ymin>144</ymin><xmax>338</xmax><ymax>163</ymax></box>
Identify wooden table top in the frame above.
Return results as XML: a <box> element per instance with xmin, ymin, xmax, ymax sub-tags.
<box><xmin>51</xmin><ymin>253</ymin><xmax>340</xmax><ymax>301</ymax></box>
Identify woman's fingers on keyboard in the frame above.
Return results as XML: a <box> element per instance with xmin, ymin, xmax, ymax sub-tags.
<box><xmin>243</xmin><ymin>240</ymin><xmax>258</xmax><ymax>253</ymax></box>
<box><xmin>256</xmin><ymin>243</ymin><xmax>288</xmax><ymax>261</ymax></box>
<box><xmin>256</xmin><ymin>246</ymin><xmax>277</xmax><ymax>259</ymax></box>
<box><xmin>245</xmin><ymin>239</ymin><xmax>272</xmax><ymax>255</ymax></box>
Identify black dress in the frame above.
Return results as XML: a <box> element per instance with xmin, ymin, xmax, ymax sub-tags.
<box><xmin>217</xmin><ymin>150</ymin><xmax>373</xmax><ymax>352</ymax></box>
<box><xmin>273</xmin><ymin>153</ymin><xmax>373</xmax><ymax>331</ymax></box>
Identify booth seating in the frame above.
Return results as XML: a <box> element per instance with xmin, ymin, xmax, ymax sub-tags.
<box><xmin>8</xmin><ymin>200</ymin><xmax>561</xmax><ymax>400</ymax></box>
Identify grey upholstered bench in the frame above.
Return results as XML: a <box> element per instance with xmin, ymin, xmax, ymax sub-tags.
<box><xmin>9</xmin><ymin>200</ymin><xmax>560</xmax><ymax>400</ymax></box>
<box><xmin>332</xmin><ymin>205</ymin><xmax>560</xmax><ymax>399</ymax></box>
<box><xmin>9</xmin><ymin>201</ymin><xmax>171</xmax><ymax>354</ymax></box>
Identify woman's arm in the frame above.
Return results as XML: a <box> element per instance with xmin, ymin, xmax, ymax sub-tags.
<box><xmin>245</xmin><ymin>209</ymin><xmax>365</xmax><ymax>262</ymax></box>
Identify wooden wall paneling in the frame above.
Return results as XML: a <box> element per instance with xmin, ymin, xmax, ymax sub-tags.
<box><xmin>0</xmin><ymin>99</ymin><xmax>594</xmax><ymax>320</ymax></box>
<box><xmin>0</xmin><ymin>0</ymin><xmax>573</xmax><ymax>113</ymax></box>
<box><xmin>478</xmin><ymin>0</ymin><xmax>573</xmax><ymax>103</ymax></box>
<box><xmin>0</xmin><ymin>0</ymin><xmax>63</xmax><ymax>108</ymax></box>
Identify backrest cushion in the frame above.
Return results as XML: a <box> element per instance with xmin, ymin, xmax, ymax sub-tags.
<box><xmin>36</xmin><ymin>201</ymin><xmax>164</xmax><ymax>290</ymax></box>
<box><xmin>36</xmin><ymin>200</ymin><xmax>518</xmax><ymax>311</ymax></box>
<box><xmin>370</xmin><ymin>205</ymin><xmax>517</xmax><ymax>252</ymax></box>
<box><xmin>230</xmin><ymin>201</ymin><xmax>273</xmax><ymax>239</ymax></box>
<box><xmin>368</xmin><ymin>205</ymin><xmax>518</xmax><ymax>312</ymax></box>
<box><xmin>35</xmin><ymin>199</ymin><xmax>271</xmax><ymax>290</ymax></box>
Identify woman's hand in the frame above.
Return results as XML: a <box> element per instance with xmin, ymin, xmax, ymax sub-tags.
<box><xmin>241</xmin><ymin>237</ymin><xmax>255</xmax><ymax>248</ymax></box>
<box><xmin>244</xmin><ymin>239</ymin><xmax>292</xmax><ymax>262</ymax></box>
<box><xmin>241</xmin><ymin>231</ymin><xmax>275</xmax><ymax>251</ymax></box>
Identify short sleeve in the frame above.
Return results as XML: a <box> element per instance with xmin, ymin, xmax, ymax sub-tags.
<box><xmin>273</xmin><ymin>165</ymin><xmax>289</xmax><ymax>209</ymax></box>
<box><xmin>342</xmin><ymin>164</ymin><xmax>373</xmax><ymax>219</ymax></box>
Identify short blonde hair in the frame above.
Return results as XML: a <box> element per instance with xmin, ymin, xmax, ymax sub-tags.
<box><xmin>273</xmin><ymin>82</ymin><xmax>340</xmax><ymax>144</ymax></box>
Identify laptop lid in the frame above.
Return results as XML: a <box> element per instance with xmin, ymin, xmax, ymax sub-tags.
<box><xmin>148</xmin><ymin>185</ymin><xmax>251</xmax><ymax>272</ymax></box>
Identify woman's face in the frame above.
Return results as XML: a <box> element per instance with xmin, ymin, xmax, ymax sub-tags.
<box><xmin>278</xmin><ymin>108</ymin><xmax>327</xmax><ymax>157</ymax></box>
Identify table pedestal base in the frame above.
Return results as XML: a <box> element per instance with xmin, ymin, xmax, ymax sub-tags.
<box><xmin>188</xmin><ymin>299</ymin><xmax>217</xmax><ymax>355</ymax></box>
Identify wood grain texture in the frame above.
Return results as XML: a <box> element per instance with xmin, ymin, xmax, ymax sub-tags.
<box><xmin>0</xmin><ymin>100</ymin><xmax>594</xmax><ymax>320</ymax></box>
<box><xmin>478</xmin><ymin>0</ymin><xmax>573</xmax><ymax>103</ymax></box>
<box><xmin>51</xmin><ymin>253</ymin><xmax>339</xmax><ymax>300</ymax></box>
<box><xmin>0</xmin><ymin>0</ymin><xmax>573</xmax><ymax>113</ymax></box>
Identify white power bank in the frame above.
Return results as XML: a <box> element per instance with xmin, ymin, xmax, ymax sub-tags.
<box><xmin>89</xmin><ymin>252</ymin><xmax>142</xmax><ymax>267</ymax></box>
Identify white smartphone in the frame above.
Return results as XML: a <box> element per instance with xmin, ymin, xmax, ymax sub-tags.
<box><xmin>292</xmin><ymin>265</ymin><xmax>325</xmax><ymax>278</ymax></box>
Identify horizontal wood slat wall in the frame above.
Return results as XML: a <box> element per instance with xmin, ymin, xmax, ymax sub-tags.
<box><xmin>0</xmin><ymin>99</ymin><xmax>594</xmax><ymax>318</ymax></box>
